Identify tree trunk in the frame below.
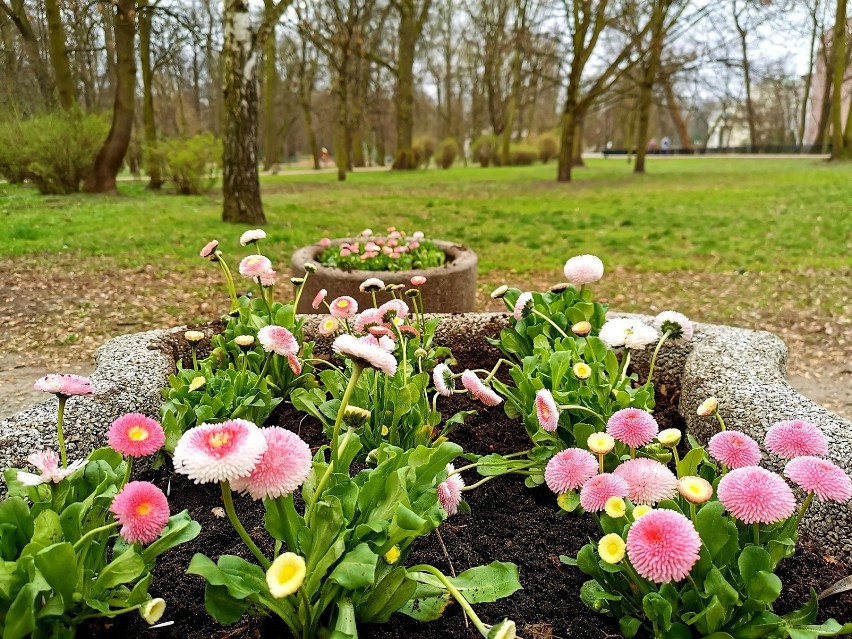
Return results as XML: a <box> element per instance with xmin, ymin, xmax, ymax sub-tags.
<box><xmin>84</xmin><ymin>0</ymin><xmax>136</xmax><ymax>193</ymax></box>
<box><xmin>734</xmin><ymin>16</ymin><xmax>757</xmax><ymax>150</ymax></box>
<box><xmin>811</xmin><ymin>48</ymin><xmax>833</xmax><ymax>152</ymax></box>
<box><xmin>662</xmin><ymin>71</ymin><xmax>692</xmax><ymax>151</ymax></box>
<box><xmin>557</xmin><ymin>100</ymin><xmax>576</xmax><ymax>182</ymax></box>
<box><xmin>635</xmin><ymin>0</ymin><xmax>666</xmax><ymax>174</ymax></box>
<box><xmin>335</xmin><ymin>68</ymin><xmax>349</xmax><ymax>181</ymax></box>
<box><xmin>139</xmin><ymin>0</ymin><xmax>163</xmax><ymax>190</ymax></box>
<box><xmin>798</xmin><ymin>0</ymin><xmax>820</xmax><ymax>151</ymax></box>
<box><xmin>572</xmin><ymin>113</ymin><xmax>585</xmax><ymax>167</ymax></box>
<box><xmin>501</xmin><ymin>14</ymin><xmax>523</xmax><ymax>167</ymax></box>
<box><xmin>222</xmin><ymin>0</ymin><xmax>266</xmax><ymax>223</ymax></box>
<box><xmin>1</xmin><ymin>0</ymin><xmax>54</xmax><ymax>105</ymax></box>
<box><xmin>831</xmin><ymin>0</ymin><xmax>848</xmax><ymax>158</ymax></box>
<box><xmin>262</xmin><ymin>7</ymin><xmax>278</xmax><ymax>171</ymax></box>
<box><xmin>392</xmin><ymin>9</ymin><xmax>417</xmax><ymax>169</ymax></box>
<box><xmin>44</xmin><ymin>0</ymin><xmax>75</xmax><ymax>109</ymax></box>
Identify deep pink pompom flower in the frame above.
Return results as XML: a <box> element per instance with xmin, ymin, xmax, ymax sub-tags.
<box><xmin>231</xmin><ymin>427</ymin><xmax>312</xmax><ymax>500</ymax></box>
<box><xmin>614</xmin><ymin>458</ymin><xmax>678</xmax><ymax>505</ymax></box>
<box><xmin>333</xmin><ymin>334</ymin><xmax>398</xmax><ymax>376</ymax></box>
<box><xmin>513</xmin><ymin>292</ymin><xmax>533</xmax><ymax>321</ymax></box>
<box><xmin>606</xmin><ymin>408</ymin><xmax>659</xmax><ymax>449</ymax></box>
<box><xmin>330</xmin><ymin>296</ymin><xmax>358</xmax><ymax>319</ymax></box>
<box><xmin>545</xmin><ymin>448</ymin><xmax>598</xmax><ymax>494</ymax></box>
<box><xmin>708</xmin><ymin>431</ymin><xmax>762</xmax><ymax>469</ymax></box>
<box><xmin>110</xmin><ymin>481</ymin><xmax>170</xmax><ymax>545</ymax></box>
<box><xmin>34</xmin><ymin>374</ymin><xmax>93</xmax><ymax>397</ymax></box>
<box><xmin>239</xmin><ymin>254</ymin><xmax>273</xmax><ymax>279</ymax></box>
<box><xmin>173</xmin><ymin>419</ymin><xmax>268</xmax><ymax>484</ymax></box>
<box><xmin>563</xmin><ymin>255</ymin><xmax>604</xmax><ymax>286</ymax></box>
<box><xmin>765</xmin><ymin>420</ymin><xmax>828</xmax><ymax>459</ymax></box>
<box><xmin>785</xmin><ymin>456</ymin><xmax>852</xmax><ymax>503</ymax></box>
<box><xmin>433</xmin><ymin>363</ymin><xmax>455</xmax><ymax>397</ymax></box>
<box><xmin>717</xmin><ymin>466</ymin><xmax>796</xmax><ymax>524</ymax></box>
<box><xmin>461</xmin><ymin>370</ymin><xmax>502</xmax><ymax>406</ymax></box>
<box><xmin>108</xmin><ymin>413</ymin><xmax>166</xmax><ymax>457</ymax></box>
<box><xmin>580</xmin><ymin>473</ymin><xmax>629</xmax><ymax>512</ymax></box>
<box><xmin>312</xmin><ymin>289</ymin><xmax>327</xmax><ymax>310</ymax></box>
<box><xmin>438</xmin><ymin>465</ymin><xmax>465</xmax><ymax>516</ymax></box>
<box><xmin>626</xmin><ymin>509</ymin><xmax>701</xmax><ymax>583</ymax></box>
<box><xmin>535</xmin><ymin>389</ymin><xmax>559</xmax><ymax>433</ymax></box>
<box><xmin>200</xmin><ymin>240</ymin><xmax>219</xmax><ymax>259</ymax></box>
<box><xmin>258</xmin><ymin>325</ymin><xmax>299</xmax><ymax>357</ymax></box>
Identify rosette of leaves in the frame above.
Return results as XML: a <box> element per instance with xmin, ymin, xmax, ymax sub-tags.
<box><xmin>563</xmin><ymin>445</ymin><xmax>852</xmax><ymax>639</ymax></box>
<box><xmin>292</xmin><ymin>365</ymin><xmax>473</xmax><ymax>454</ymax></box>
<box><xmin>489</xmin><ymin>287</ymin><xmax>608</xmax><ymax>362</ymax></box>
<box><xmin>187</xmin><ymin>440</ymin><xmax>520</xmax><ymax>637</ymax></box>
<box><xmin>0</xmin><ymin>449</ymin><xmax>200</xmax><ymax>637</ymax></box>
<box><xmin>161</xmin><ymin>364</ymin><xmax>283</xmax><ymax>452</ymax></box>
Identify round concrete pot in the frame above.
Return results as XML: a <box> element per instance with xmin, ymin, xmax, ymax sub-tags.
<box><xmin>290</xmin><ymin>239</ymin><xmax>478</xmax><ymax>314</ymax></box>
<box><xmin>2</xmin><ymin>315</ymin><xmax>850</xmax><ymax>565</ymax></box>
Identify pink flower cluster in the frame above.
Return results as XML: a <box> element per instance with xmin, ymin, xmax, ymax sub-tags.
<box><xmin>324</xmin><ymin>227</ymin><xmax>426</xmax><ymax>262</ymax></box>
<box><xmin>173</xmin><ymin>419</ymin><xmax>312</xmax><ymax>502</ymax></box>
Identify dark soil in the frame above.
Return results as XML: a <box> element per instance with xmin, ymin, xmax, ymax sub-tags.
<box><xmin>81</xmin><ymin>331</ymin><xmax>852</xmax><ymax>639</ymax></box>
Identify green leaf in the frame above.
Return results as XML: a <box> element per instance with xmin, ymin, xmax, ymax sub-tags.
<box><xmin>643</xmin><ymin>592</ymin><xmax>673</xmax><ymax>632</ymax></box>
<box><xmin>34</xmin><ymin>542</ymin><xmax>76</xmax><ymax>605</ymax></box>
<box><xmin>92</xmin><ymin>547</ymin><xmax>146</xmax><ymax>596</ymax></box>
<box><xmin>620</xmin><ymin>616</ymin><xmax>643</xmax><ymax>638</ymax></box>
<box><xmin>330</xmin><ymin>543</ymin><xmax>379</xmax><ymax>590</ymax></box>
<box><xmin>203</xmin><ymin>583</ymin><xmax>250</xmax><ymax>625</ymax></box>
<box><xmin>3</xmin><ymin>582</ymin><xmax>40</xmax><ymax>639</ymax></box>
<box><xmin>357</xmin><ymin>566</ymin><xmax>417</xmax><ymax>623</ymax></box>
<box><xmin>677</xmin><ymin>447</ymin><xmax>706</xmax><ymax>478</ymax></box>
<box><xmin>705</xmin><ymin>567</ymin><xmax>741</xmax><ymax>607</ymax></box>
<box><xmin>329</xmin><ymin>598</ymin><xmax>357</xmax><ymax>639</ymax></box>
<box><xmin>141</xmin><ymin>510</ymin><xmax>200</xmax><ymax>564</ymax></box>
<box><xmin>550</xmin><ymin>351</ymin><xmax>573</xmax><ymax>389</ymax></box>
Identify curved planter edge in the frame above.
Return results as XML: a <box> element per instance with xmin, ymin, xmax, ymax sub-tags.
<box><xmin>290</xmin><ymin>239</ymin><xmax>478</xmax><ymax>314</ymax></box>
<box><xmin>2</xmin><ymin>314</ymin><xmax>849</xmax><ymax>563</ymax></box>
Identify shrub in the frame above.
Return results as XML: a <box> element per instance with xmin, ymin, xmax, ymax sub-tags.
<box><xmin>438</xmin><ymin>137</ymin><xmax>459</xmax><ymax>169</ymax></box>
<box><xmin>538</xmin><ymin>133</ymin><xmax>558</xmax><ymax>163</ymax></box>
<box><xmin>162</xmin><ymin>133</ymin><xmax>222</xmax><ymax>195</ymax></box>
<box><xmin>0</xmin><ymin>111</ymin><xmax>108</xmax><ymax>194</ymax></box>
<box><xmin>471</xmin><ymin>137</ymin><xmax>493</xmax><ymax>167</ymax></box>
<box><xmin>413</xmin><ymin>135</ymin><xmax>436</xmax><ymax>168</ymax></box>
<box><xmin>508</xmin><ymin>143</ymin><xmax>538</xmax><ymax>166</ymax></box>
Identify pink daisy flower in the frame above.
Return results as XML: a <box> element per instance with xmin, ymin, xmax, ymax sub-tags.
<box><xmin>34</xmin><ymin>374</ymin><xmax>93</xmax><ymax>397</ymax></box>
<box><xmin>259</xmin><ymin>270</ymin><xmax>276</xmax><ymax>287</ymax></box>
<box><xmin>359</xmin><ymin>277</ymin><xmax>385</xmax><ymax>293</ymax></box>
<box><xmin>110</xmin><ymin>481</ymin><xmax>170</xmax><ymax>545</ymax></box>
<box><xmin>354</xmin><ymin>308</ymin><xmax>384</xmax><ymax>333</ymax></box>
<box><xmin>319</xmin><ymin>317</ymin><xmax>340</xmax><ymax>336</ymax></box>
<box><xmin>173</xmin><ymin>419</ymin><xmax>268</xmax><ymax>484</ymax></box>
<box><xmin>535</xmin><ymin>389</ymin><xmax>559</xmax><ymax>433</ymax></box>
<box><xmin>461</xmin><ymin>370</ymin><xmax>502</xmax><ymax>406</ymax></box>
<box><xmin>411</xmin><ymin>276</ymin><xmax>427</xmax><ymax>286</ymax></box>
<box><xmin>330</xmin><ymin>296</ymin><xmax>358</xmax><ymax>319</ymax></box>
<box><xmin>378</xmin><ymin>299</ymin><xmax>409</xmax><ymax>322</ymax></box>
<box><xmin>359</xmin><ymin>334</ymin><xmax>395</xmax><ymax>352</ymax></box>
<box><xmin>319</xmin><ymin>237</ymin><xmax>332</xmax><ymax>247</ymax></box>
<box><xmin>333</xmin><ymin>334</ymin><xmax>398</xmax><ymax>376</ymax></box>
<box><xmin>432</xmin><ymin>364</ymin><xmax>454</xmax><ymax>397</ymax></box>
<box><xmin>580</xmin><ymin>473</ymin><xmax>629</xmax><ymax>511</ymax></box>
<box><xmin>231</xmin><ymin>428</ymin><xmax>312</xmax><ymax>500</ymax></box>
<box><xmin>717</xmin><ymin>466</ymin><xmax>796</xmax><ymax>524</ymax></box>
<box><xmin>513</xmin><ymin>292</ymin><xmax>533</xmax><ymax>321</ymax></box>
<box><xmin>653</xmin><ymin>311</ymin><xmax>694</xmax><ymax>344</ymax></box>
<box><xmin>108</xmin><ymin>413</ymin><xmax>166</xmax><ymax>457</ymax></box>
<box><xmin>544</xmin><ymin>448</ymin><xmax>598</xmax><ymax>494</ymax></box>
<box><xmin>258</xmin><ymin>325</ymin><xmax>299</xmax><ymax>357</ymax></box>
<box><xmin>765</xmin><ymin>420</ymin><xmax>829</xmax><ymax>459</ymax></box>
<box><xmin>626</xmin><ymin>509</ymin><xmax>701</xmax><ymax>583</ymax></box>
<box><xmin>614</xmin><ymin>458</ymin><xmax>678</xmax><ymax>505</ymax></box>
<box><xmin>199</xmin><ymin>240</ymin><xmax>219</xmax><ymax>259</ymax></box>
<box><xmin>708</xmin><ymin>431</ymin><xmax>762</xmax><ymax>469</ymax></box>
<box><xmin>437</xmin><ymin>465</ymin><xmax>465</xmax><ymax>516</ymax></box>
<box><xmin>606</xmin><ymin>408</ymin><xmax>659</xmax><ymax>449</ymax></box>
<box><xmin>312</xmin><ymin>289</ymin><xmax>328</xmax><ymax>310</ymax></box>
<box><xmin>398</xmin><ymin>324</ymin><xmax>420</xmax><ymax>338</ymax></box>
<box><xmin>239</xmin><ymin>254</ymin><xmax>273</xmax><ymax>279</ymax></box>
<box><xmin>784</xmin><ymin>456</ymin><xmax>852</xmax><ymax>503</ymax></box>
<box><xmin>16</xmin><ymin>450</ymin><xmax>85</xmax><ymax>486</ymax></box>
<box><xmin>287</xmin><ymin>355</ymin><xmax>302</xmax><ymax>375</ymax></box>
<box><xmin>239</xmin><ymin>229</ymin><xmax>266</xmax><ymax>246</ymax></box>
<box><xmin>563</xmin><ymin>255</ymin><xmax>604</xmax><ymax>286</ymax></box>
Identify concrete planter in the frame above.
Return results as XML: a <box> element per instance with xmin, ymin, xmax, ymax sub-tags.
<box><xmin>2</xmin><ymin>314</ymin><xmax>850</xmax><ymax>564</ymax></box>
<box><xmin>290</xmin><ymin>239</ymin><xmax>478</xmax><ymax>314</ymax></box>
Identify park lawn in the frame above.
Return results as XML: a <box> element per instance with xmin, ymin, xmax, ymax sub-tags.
<box><xmin>2</xmin><ymin>158</ymin><xmax>851</xmax><ymax>278</ymax></box>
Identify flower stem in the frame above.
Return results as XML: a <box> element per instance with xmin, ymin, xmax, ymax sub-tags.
<box><xmin>122</xmin><ymin>457</ymin><xmax>133</xmax><ymax>487</ymax></box>
<box><xmin>218</xmin><ymin>259</ymin><xmax>239</xmax><ymax>311</ymax></box>
<box><xmin>617</xmin><ymin>351</ymin><xmax>632</xmax><ymax>384</ymax></box>
<box><xmin>331</xmin><ymin>364</ymin><xmax>363</xmax><ymax>473</ymax></box>
<box><xmin>532</xmin><ymin>309</ymin><xmax>569</xmax><ymax>339</ymax></box>
<box><xmin>795</xmin><ymin>491</ymin><xmax>814</xmax><ymax>529</ymax></box>
<box><xmin>294</xmin><ymin>272</ymin><xmax>310</xmax><ymax>311</ymax></box>
<box><xmin>191</xmin><ymin>345</ymin><xmax>199</xmax><ymax>372</ymax></box>
<box><xmin>407</xmin><ymin>564</ymin><xmax>489</xmax><ymax>636</ymax></box>
<box><xmin>647</xmin><ymin>331</ymin><xmax>671</xmax><ymax>384</ymax></box>
<box><xmin>752</xmin><ymin>522</ymin><xmax>760</xmax><ymax>546</ymax></box>
<box><xmin>221</xmin><ymin>480</ymin><xmax>270</xmax><ymax>568</ymax></box>
<box><xmin>56</xmin><ymin>395</ymin><xmax>68</xmax><ymax>467</ymax></box>
<box><xmin>714</xmin><ymin>411</ymin><xmax>727</xmax><ymax>432</ymax></box>
<box><xmin>73</xmin><ymin>521</ymin><xmax>119</xmax><ymax>550</ymax></box>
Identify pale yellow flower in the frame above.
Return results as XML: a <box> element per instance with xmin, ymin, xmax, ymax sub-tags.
<box><xmin>598</xmin><ymin>533</ymin><xmax>626</xmax><ymax>564</ymax></box>
<box><xmin>632</xmin><ymin>505</ymin><xmax>652</xmax><ymax>519</ymax></box>
<box><xmin>697</xmin><ymin>397</ymin><xmax>719</xmax><ymax>417</ymax></box>
<box><xmin>604</xmin><ymin>496</ymin><xmax>627</xmax><ymax>518</ymax></box>
<box><xmin>141</xmin><ymin>598</ymin><xmax>166</xmax><ymax>624</ymax></box>
<box><xmin>658</xmin><ymin>428</ymin><xmax>682</xmax><ymax>447</ymax></box>
<box><xmin>573</xmin><ymin>362</ymin><xmax>592</xmax><ymax>380</ymax></box>
<box><xmin>384</xmin><ymin>545</ymin><xmax>401</xmax><ymax>564</ymax></box>
<box><xmin>587</xmin><ymin>432</ymin><xmax>615</xmax><ymax>455</ymax></box>
<box><xmin>266</xmin><ymin>553</ymin><xmax>306</xmax><ymax>599</ymax></box>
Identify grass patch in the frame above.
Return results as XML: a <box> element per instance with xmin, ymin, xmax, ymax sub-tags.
<box><xmin>1</xmin><ymin>159</ymin><xmax>850</xmax><ymax>278</ymax></box>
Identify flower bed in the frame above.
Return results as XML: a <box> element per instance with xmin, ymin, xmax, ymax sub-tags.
<box><xmin>2</xmin><ymin>242</ymin><xmax>851</xmax><ymax>639</ymax></box>
<box><xmin>290</xmin><ymin>238</ymin><xmax>477</xmax><ymax>314</ymax></box>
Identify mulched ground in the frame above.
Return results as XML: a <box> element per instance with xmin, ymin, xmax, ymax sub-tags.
<box><xmin>78</xmin><ymin>333</ymin><xmax>852</xmax><ymax>639</ymax></box>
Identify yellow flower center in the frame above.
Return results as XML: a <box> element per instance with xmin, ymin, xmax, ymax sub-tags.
<box><xmin>136</xmin><ymin>502</ymin><xmax>152</xmax><ymax>516</ymax></box>
<box><xmin>208</xmin><ymin>431</ymin><xmax>231</xmax><ymax>448</ymax></box>
<box><xmin>127</xmin><ymin>426</ymin><xmax>149</xmax><ymax>442</ymax></box>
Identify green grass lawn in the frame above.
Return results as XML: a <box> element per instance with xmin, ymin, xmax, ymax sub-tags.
<box><xmin>2</xmin><ymin>158</ymin><xmax>850</xmax><ymax>278</ymax></box>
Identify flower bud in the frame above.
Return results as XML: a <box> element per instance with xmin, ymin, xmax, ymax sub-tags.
<box><xmin>632</xmin><ymin>505</ymin><xmax>652</xmax><ymax>520</ymax></box>
<box><xmin>573</xmin><ymin>362</ymin><xmax>592</xmax><ymax>380</ymax></box>
<box><xmin>604</xmin><ymin>496</ymin><xmax>626</xmax><ymax>519</ymax></box>
<box><xmin>184</xmin><ymin>330</ymin><xmax>204</xmax><ymax>343</ymax></box>
<box><xmin>677</xmin><ymin>476</ymin><xmax>713</xmax><ymax>504</ymax></box>
<box><xmin>697</xmin><ymin>397</ymin><xmax>719</xmax><ymax>417</ymax></box>
<box><xmin>548</xmin><ymin>282</ymin><xmax>570</xmax><ymax>294</ymax></box>
<box><xmin>266</xmin><ymin>553</ymin><xmax>306</xmax><ymax>599</ymax></box>
<box><xmin>290</xmin><ymin>277</ymin><xmax>305</xmax><ymax>286</ymax></box>
<box><xmin>234</xmin><ymin>335</ymin><xmax>255</xmax><ymax>348</ymax></box>
<box><xmin>657</xmin><ymin>428</ymin><xmax>682</xmax><ymax>447</ymax></box>
<box><xmin>383</xmin><ymin>545</ymin><xmax>401</xmax><ymax>564</ymax></box>
<box><xmin>414</xmin><ymin>348</ymin><xmax>428</xmax><ymax>359</ymax></box>
<box><xmin>489</xmin><ymin>619</ymin><xmax>517</xmax><ymax>639</ymax></box>
<box><xmin>343</xmin><ymin>406</ymin><xmax>371</xmax><ymax>428</ymax></box>
<box><xmin>571</xmin><ymin>321</ymin><xmax>592</xmax><ymax>336</ymax></box>
<box><xmin>404</xmin><ymin>288</ymin><xmax>419</xmax><ymax>299</ymax></box>
<box><xmin>598</xmin><ymin>533</ymin><xmax>626</xmax><ymax>564</ymax></box>
<box><xmin>490</xmin><ymin>285</ymin><xmax>509</xmax><ymax>299</ymax></box>
<box><xmin>304</xmin><ymin>262</ymin><xmax>318</xmax><ymax>273</ymax></box>
<box><xmin>587</xmin><ymin>432</ymin><xmax>615</xmax><ymax>455</ymax></box>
